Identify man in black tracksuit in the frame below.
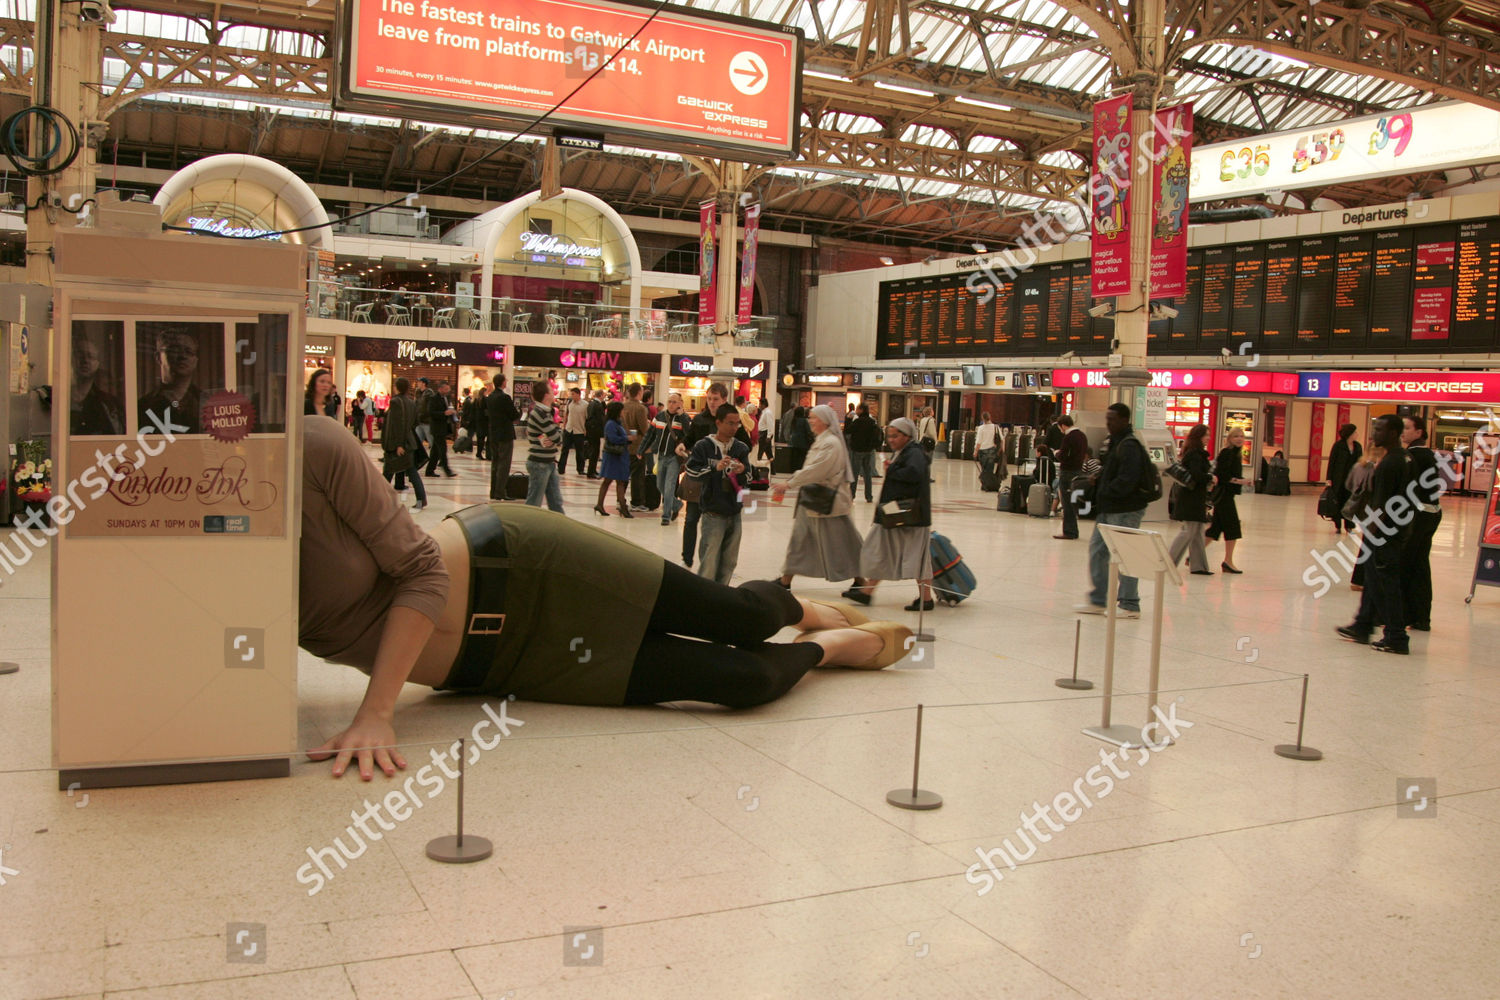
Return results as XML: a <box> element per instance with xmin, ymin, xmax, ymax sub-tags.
<box><xmin>485</xmin><ymin>374</ymin><xmax>520</xmax><ymax>500</ymax></box>
<box><xmin>1337</xmin><ymin>414</ymin><xmax>1411</xmax><ymax>654</ymax></box>
<box><xmin>677</xmin><ymin>382</ymin><xmax>750</xmax><ymax>568</ymax></box>
<box><xmin>1399</xmin><ymin>415</ymin><xmax>1443</xmax><ymax>632</ymax></box>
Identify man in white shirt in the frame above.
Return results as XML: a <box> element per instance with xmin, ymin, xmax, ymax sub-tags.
<box><xmin>756</xmin><ymin>396</ymin><xmax>774</xmax><ymax>462</ymax></box>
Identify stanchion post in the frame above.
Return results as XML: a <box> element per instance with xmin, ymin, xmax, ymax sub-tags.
<box><xmin>1056</xmin><ymin>619</ymin><xmax>1093</xmax><ymax>690</ymax></box>
<box><xmin>426</xmin><ymin>736</ymin><xmax>496</xmax><ymax>862</ymax></box>
<box><xmin>1274</xmin><ymin>674</ymin><xmax>1324</xmax><ymax>761</ymax></box>
<box><xmin>886</xmin><ymin>704</ymin><xmax>942</xmax><ymax>810</ymax></box>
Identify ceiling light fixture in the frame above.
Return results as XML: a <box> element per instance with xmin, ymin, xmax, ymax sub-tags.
<box><xmin>879</xmin><ymin>256</ymin><xmax>895</xmax><ymax>266</ymax></box>
<box><xmin>874</xmin><ymin>81</ymin><xmax>937</xmax><ymax>98</ymax></box>
<box><xmin>971</xmin><ymin>242</ymin><xmax>988</xmax><ymax>253</ymax></box>
<box><xmin>956</xmin><ymin>95</ymin><xmax>1013</xmax><ymax>112</ymax></box>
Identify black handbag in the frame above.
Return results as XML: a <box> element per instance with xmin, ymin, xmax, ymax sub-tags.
<box><xmin>602</xmin><ymin>441</ymin><xmax>627</xmax><ymax>456</ymax></box>
<box><xmin>877</xmin><ymin>498</ymin><xmax>918</xmax><ymax>527</ymax></box>
<box><xmin>798</xmin><ymin>483</ymin><xmax>838</xmax><ymax>515</ymax></box>
<box><xmin>1164</xmin><ymin>459</ymin><xmax>1196</xmax><ymax>489</ymax></box>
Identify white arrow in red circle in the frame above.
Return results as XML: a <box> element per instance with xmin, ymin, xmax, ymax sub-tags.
<box><xmin>730</xmin><ymin>51</ymin><xmax>769</xmax><ymax>96</ymax></box>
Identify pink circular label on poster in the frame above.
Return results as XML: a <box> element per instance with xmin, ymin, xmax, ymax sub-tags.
<box><xmin>202</xmin><ymin>390</ymin><xmax>256</xmax><ymax>443</ymax></box>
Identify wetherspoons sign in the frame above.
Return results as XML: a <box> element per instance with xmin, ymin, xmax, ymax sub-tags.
<box><xmin>519</xmin><ymin>231</ymin><xmax>601</xmax><ymax>258</ymax></box>
<box><xmin>186</xmin><ymin>216</ymin><xmax>281</xmax><ymax>241</ymax></box>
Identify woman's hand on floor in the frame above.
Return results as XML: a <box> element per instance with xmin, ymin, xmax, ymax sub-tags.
<box><xmin>307</xmin><ymin>713</ymin><xmax>407</xmax><ymax>780</ymax></box>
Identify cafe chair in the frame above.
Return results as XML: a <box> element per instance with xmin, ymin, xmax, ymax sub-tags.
<box><xmin>510</xmin><ymin>312</ymin><xmax>532</xmax><ymax>333</ymax></box>
<box><xmin>351</xmin><ymin>302</ymin><xmax>374</xmax><ymax>323</ymax></box>
<box><xmin>434</xmin><ymin>307</ymin><xmax>456</xmax><ymax>328</ymax></box>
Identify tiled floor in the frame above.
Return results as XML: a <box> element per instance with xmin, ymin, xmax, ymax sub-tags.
<box><xmin>3</xmin><ymin>446</ymin><xmax>1498</xmax><ymax>999</ymax></box>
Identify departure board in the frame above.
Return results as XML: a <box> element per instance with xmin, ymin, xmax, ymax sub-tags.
<box><xmin>1261</xmin><ymin>241</ymin><xmax>1299</xmax><ymax>352</ymax></box>
<box><xmin>934</xmin><ymin>283</ymin><xmax>957</xmax><ymax>349</ymax></box>
<box><xmin>1297</xmin><ymin>236</ymin><xmax>1335</xmax><ymax>350</ymax></box>
<box><xmin>1014</xmin><ymin>268</ymin><xmax>1049</xmax><ymax>348</ymax></box>
<box><xmin>1046</xmin><ymin>266</ymin><xmax>1070</xmax><ymax>347</ymax></box>
<box><xmin>1230</xmin><ymin>244</ymin><xmax>1266</xmax><ymax>348</ymax></box>
<box><xmin>1198</xmin><ymin>246</ymin><xmax>1233</xmax><ymax>349</ymax></box>
<box><xmin>1332</xmin><ymin>233</ymin><xmax>1373</xmax><ymax>349</ymax></box>
<box><xmin>1412</xmin><ymin>226</ymin><xmax>1455</xmax><ymax>343</ymax></box>
<box><xmin>1169</xmin><ymin>251</ymin><xmax>1203</xmax><ymax>349</ymax></box>
<box><xmin>1453</xmin><ymin>219</ymin><xmax>1500</xmax><ymax>347</ymax></box>
<box><xmin>1369</xmin><ymin>228</ymin><xmax>1414</xmax><ymax>349</ymax></box>
<box><xmin>992</xmin><ymin>279</ymin><xmax>1016</xmax><ymax>351</ymax></box>
<box><xmin>1067</xmin><ymin>261</ymin><xmax>1099</xmax><ymax>350</ymax></box>
<box><xmin>873</xmin><ymin>218</ymin><xmax>1500</xmax><ymax>360</ymax></box>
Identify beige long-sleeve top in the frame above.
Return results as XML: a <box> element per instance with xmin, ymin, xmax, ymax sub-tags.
<box><xmin>784</xmin><ymin>429</ymin><xmax>854</xmax><ymax>517</ymax></box>
<box><xmin>299</xmin><ymin>415</ymin><xmax>449</xmax><ymax>670</ymax></box>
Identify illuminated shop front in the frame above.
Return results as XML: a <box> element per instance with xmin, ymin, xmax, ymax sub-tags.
<box><xmin>511</xmin><ymin>345</ymin><xmax>659</xmax><ymax>402</ymax></box>
<box><xmin>345</xmin><ymin>336</ymin><xmax>506</xmax><ymax>410</ymax></box>
<box><xmin>669</xmin><ymin>355</ymin><xmax>770</xmax><ymax>410</ymax></box>
<box><xmin>152</xmin><ymin>154</ymin><xmax>334</xmax><ymax>250</ymax></box>
<box><xmin>445</xmin><ymin>188</ymin><xmax>647</xmax><ymax>336</ymax></box>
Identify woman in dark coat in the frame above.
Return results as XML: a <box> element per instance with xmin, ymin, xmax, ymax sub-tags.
<box><xmin>787</xmin><ymin>406</ymin><xmax>813</xmax><ymax>472</ymax></box>
<box><xmin>1327</xmin><ymin>423</ymin><xmax>1363</xmax><ymax>534</ymax></box>
<box><xmin>1206</xmin><ymin>427</ymin><xmax>1252</xmax><ymax>573</ymax></box>
<box><xmin>842</xmin><ymin>418</ymin><xmax>935</xmax><ymax>611</ymax></box>
<box><xmin>380</xmin><ymin>376</ymin><xmax>427</xmax><ymax>511</ymax></box>
<box><xmin>595</xmin><ymin>400</ymin><xmax>633</xmax><ymax>517</ymax></box>
<box><xmin>1167</xmin><ymin>424</ymin><xmax>1214</xmax><ymax>575</ymax></box>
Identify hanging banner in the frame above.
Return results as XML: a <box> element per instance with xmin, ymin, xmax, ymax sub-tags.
<box><xmin>738</xmin><ymin>202</ymin><xmax>761</xmax><ymax>326</ymax></box>
<box><xmin>1091</xmin><ymin>93</ymin><xmax>1134</xmax><ymax>297</ymax></box>
<box><xmin>1307</xmin><ymin>403</ymin><xmax>1326</xmax><ymax>482</ymax></box>
<box><xmin>699</xmin><ymin>200</ymin><xmax>718</xmax><ymax>327</ymax></box>
<box><xmin>1150</xmin><ymin>102</ymin><xmax>1193</xmax><ymax>298</ymax></box>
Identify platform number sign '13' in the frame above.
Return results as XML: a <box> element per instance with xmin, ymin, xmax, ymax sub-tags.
<box><xmin>1299</xmin><ymin>373</ymin><xmax>1331</xmax><ymax>399</ymax></box>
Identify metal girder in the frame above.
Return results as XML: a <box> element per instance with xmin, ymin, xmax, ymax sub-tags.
<box><xmin>802</xmin><ymin>125</ymin><xmax>1085</xmax><ymax>201</ymax></box>
<box><xmin>1173</xmin><ymin>0</ymin><xmax>1500</xmax><ymax>109</ymax></box>
<box><xmin>87</xmin><ymin>24</ymin><xmax>326</xmax><ymax>117</ymax></box>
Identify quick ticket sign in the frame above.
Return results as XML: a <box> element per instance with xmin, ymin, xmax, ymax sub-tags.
<box><xmin>337</xmin><ymin>0</ymin><xmax>802</xmax><ymax>161</ymax></box>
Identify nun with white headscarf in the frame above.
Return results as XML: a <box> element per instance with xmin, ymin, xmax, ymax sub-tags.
<box><xmin>772</xmin><ymin>404</ymin><xmax>864</xmax><ymax>588</ymax></box>
<box><xmin>842</xmin><ymin>416</ymin><xmax>936</xmax><ymax>612</ymax></box>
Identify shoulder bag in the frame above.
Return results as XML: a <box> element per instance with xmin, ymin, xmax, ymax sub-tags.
<box><xmin>798</xmin><ymin>483</ymin><xmax>838</xmax><ymax>515</ymax></box>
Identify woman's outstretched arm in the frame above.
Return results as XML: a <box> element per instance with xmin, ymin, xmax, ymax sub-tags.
<box><xmin>307</xmin><ymin>605</ymin><xmax>434</xmax><ymax>780</ymax></box>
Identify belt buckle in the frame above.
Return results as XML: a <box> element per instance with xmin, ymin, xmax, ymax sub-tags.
<box><xmin>467</xmin><ymin>613</ymin><xmax>506</xmax><ymax>636</ymax></box>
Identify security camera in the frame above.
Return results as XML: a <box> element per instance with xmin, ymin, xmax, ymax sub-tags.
<box><xmin>1088</xmin><ymin>303</ymin><xmax>1113</xmax><ymax>318</ymax></box>
<box><xmin>1149</xmin><ymin>303</ymin><xmax>1179</xmax><ymax>320</ymax></box>
<box><xmin>78</xmin><ymin>0</ymin><xmax>116</xmax><ymax>23</ymax></box>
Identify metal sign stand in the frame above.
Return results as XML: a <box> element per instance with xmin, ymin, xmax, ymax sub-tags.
<box><xmin>1466</xmin><ymin>474</ymin><xmax>1500</xmax><ymax>603</ymax></box>
<box><xmin>1083</xmin><ymin>525</ymin><xmax>1181</xmax><ymax>748</ymax></box>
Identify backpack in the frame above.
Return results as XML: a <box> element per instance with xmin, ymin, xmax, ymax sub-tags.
<box><xmin>1130</xmin><ymin>438</ymin><xmax>1164</xmax><ymax>504</ymax></box>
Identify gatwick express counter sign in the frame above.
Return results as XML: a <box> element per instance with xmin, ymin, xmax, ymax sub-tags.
<box><xmin>336</xmin><ymin>0</ymin><xmax>802</xmax><ymax>161</ymax></box>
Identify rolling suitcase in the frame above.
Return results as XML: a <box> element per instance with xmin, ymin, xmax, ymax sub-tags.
<box><xmin>979</xmin><ymin>461</ymin><xmax>1000</xmax><ymax>492</ymax></box>
<box><xmin>748</xmin><ymin>465</ymin><xmax>771</xmax><ymax>491</ymax></box>
<box><xmin>638</xmin><ymin>475</ymin><xmax>662</xmax><ymax>511</ymax></box>
<box><xmin>506</xmin><ymin>472</ymin><xmax>529</xmax><ymax>500</ymax></box>
<box><xmin>452</xmin><ymin>427</ymin><xmax>472</xmax><ymax>454</ymax></box>
<box><xmin>1007</xmin><ymin>475</ymin><xmax>1034</xmax><ymax>513</ymax></box>
<box><xmin>929</xmin><ymin>532</ymin><xmax>976</xmax><ymax>605</ymax></box>
<box><xmin>772</xmin><ymin>448</ymin><xmax>793</xmax><ymax>474</ymax></box>
<box><xmin>1027</xmin><ymin>482</ymin><xmax>1054</xmax><ymax>517</ymax></box>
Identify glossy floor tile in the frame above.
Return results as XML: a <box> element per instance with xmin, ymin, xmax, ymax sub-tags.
<box><xmin>3</xmin><ymin>447</ymin><xmax>1497</xmax><ymax>998</ymax></box>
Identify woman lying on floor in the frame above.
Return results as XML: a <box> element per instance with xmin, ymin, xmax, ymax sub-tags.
<box><xmin>298</xmin><ymin>415</ymin><xmax>912</xmax><ymax>779</ymax></box>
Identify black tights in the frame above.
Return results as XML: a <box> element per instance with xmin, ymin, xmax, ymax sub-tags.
<box><xmin>623</xmin><ymin>564</ymin><xmax>823</xmax><ymax>708</ymax></box>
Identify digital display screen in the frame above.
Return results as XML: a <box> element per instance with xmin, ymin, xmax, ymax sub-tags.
<box><xmin>874</xmin><ymin>220</ymin><xmax>1500</xmax><ymax>359</ymax></box>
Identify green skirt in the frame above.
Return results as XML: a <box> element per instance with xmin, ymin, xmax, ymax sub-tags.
<box><xmin>438</xmin><ymin>503</ymin><xmax>664</xmax><ymax>705</ymax></box>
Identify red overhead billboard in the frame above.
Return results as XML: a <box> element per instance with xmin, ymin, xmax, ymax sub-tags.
<box><xmin>336</xmin><ymin>0</ymin><xmax>802</xmax><ymax>161</ymax></box>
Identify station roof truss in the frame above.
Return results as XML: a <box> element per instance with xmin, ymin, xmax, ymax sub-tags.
<box><xmin>3</xmin><ymin>0</ymin><xmax>1500</xmax><ymax>252</ymax></box>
